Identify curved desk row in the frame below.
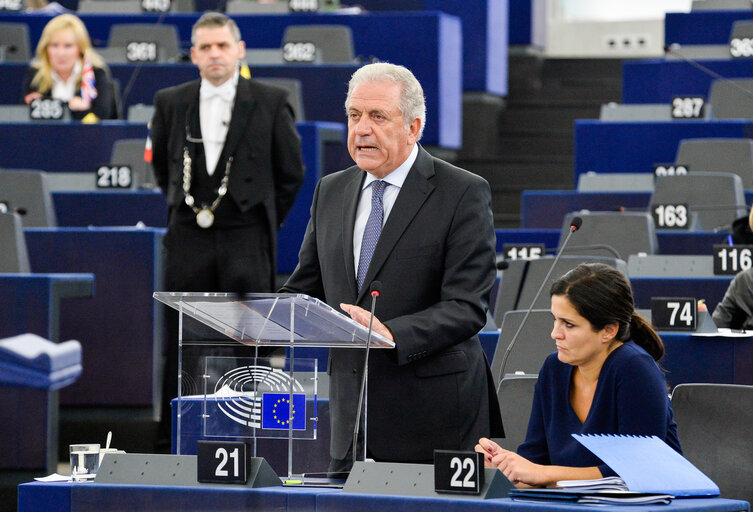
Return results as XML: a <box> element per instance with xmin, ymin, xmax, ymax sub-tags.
<box><xmin>0</xmin><ymin>121</ymin><xmax>346</xmax><ymax>274</ymax></box>
<box><xmin>0</xmin><ymin>10</ymin><xmax>463</xmax><ymax>147</ymax></box>
<box><xmin>17</xmin><ymin>480</ymin><xmax>749</xmax><ymax>512</ymax></box>
<box><xmin>574</xmin><ymin>119</ymin><xmax>753</xmax><ymax>177</ymax></box>
<box><xmin>520</xmin><ymin>190</ymin><xmax>753</xmax><ymax>230</ymax></box>
<box><xmin>622</xmin><ymin>59</ymin><xmax>753</xmax><ymax>105</ymax></box>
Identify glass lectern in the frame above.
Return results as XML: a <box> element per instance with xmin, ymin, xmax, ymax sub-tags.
<box><xmin>153</xmin><ymin>292</ymin><xmax>394</xmax><ymax>481</ymax></box>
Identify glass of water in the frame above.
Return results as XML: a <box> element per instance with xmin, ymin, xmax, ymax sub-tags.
<box><xmin>70</xmin><ymin>443</ymin><xmax>100</xmax><ymax>482</ymax></box>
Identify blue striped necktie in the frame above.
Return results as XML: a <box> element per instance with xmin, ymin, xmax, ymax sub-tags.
<box><xmin>357</xmin><ymin>180</ymin><xmax>386</xmax><ymax>291</ymax></box>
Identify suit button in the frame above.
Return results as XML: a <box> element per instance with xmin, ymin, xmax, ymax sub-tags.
<box><xmin>352</xmin><ymin>369</ymin><xmax>357</xmax><ymax>374</ymax></box>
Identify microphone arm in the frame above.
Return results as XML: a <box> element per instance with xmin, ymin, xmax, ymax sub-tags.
<box><xmin>665</xmin><ymin>44</ymin><xmax>753</xmax><ymax>103</ymax></box>
<box><xmin>352</xmin><ymin>281</ymin><xmax>381</xmax><ymax>464</ymax></box>
<box><xmin>495</xmin><ymin>217</ymin><xmax>582</xmax><ymax>393</ymax></box>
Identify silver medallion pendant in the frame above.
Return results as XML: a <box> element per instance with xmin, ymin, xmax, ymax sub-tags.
<box><xmin>196</xmin><ymin>209</ymin><xmax>214</xmax><ymax>228</ymax></box>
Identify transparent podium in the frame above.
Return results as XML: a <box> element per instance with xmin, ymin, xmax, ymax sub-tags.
<box><xmin>153</xmin><ymin>292</ymin><xmax>394</xmax><ymax>482</ymax></box>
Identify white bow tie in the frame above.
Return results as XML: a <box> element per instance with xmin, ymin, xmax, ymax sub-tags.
<box><xmin>200</xmin><ymin>80</ymin><xmax>235</xmax><ymax>102</ymax></box>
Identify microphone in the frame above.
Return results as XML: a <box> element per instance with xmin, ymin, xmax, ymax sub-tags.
<box><xmin>0</xmin><ymin>204</ymin><xmax>27</xmax><ymax>216</ymax></box>
<box><xmin>495</xmin><ymin>217</ymin><xmax>582</xmax><ymax>393</ymax></box>
<box><xmin>352</xmin><ymin>280</ymin><xmax>381</xmax><ymax>464</ymax></box>
<box><xmin>664</xmin><ymin>44</ymin><xmax>753</xmax><ymax>102</ymax></box>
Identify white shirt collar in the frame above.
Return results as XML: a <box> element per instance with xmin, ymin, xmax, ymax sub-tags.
<box><xmin>51</xmin><ymin>59</ymin><xmax>82</xmax><ymax>101</ymax></box>
<box><xmin>361</xmin><ymin>144</ymin><xmax>419</xmax><ymax>191</ymax></box>
<box><xmin>200</xmin><ymin>69</ymin><xmax>239</xmax><ymax>101</ymax></box>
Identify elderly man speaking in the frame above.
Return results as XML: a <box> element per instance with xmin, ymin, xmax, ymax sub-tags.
<box><xmin>281</xmin><ymin>62</ymin><xmax>503</xmax><ymax>474</ymax></box>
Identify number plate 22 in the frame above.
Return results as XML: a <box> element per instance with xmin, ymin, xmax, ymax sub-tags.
<box><xmin>434</xmin><ymin>450</ymin><xmax>484</xmax><ymax>495</ymax></box>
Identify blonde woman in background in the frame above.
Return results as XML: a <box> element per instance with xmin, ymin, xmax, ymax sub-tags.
<box><xmin>23</xmin><ymin>14</ymin><xmax>115</xmax><ymax>120</ymax></box>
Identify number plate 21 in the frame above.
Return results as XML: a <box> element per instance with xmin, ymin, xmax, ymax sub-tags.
<box><xmin>197</xmin><ymin>441</ymin><xmax>248</xmax><ymax>484</ymax></box>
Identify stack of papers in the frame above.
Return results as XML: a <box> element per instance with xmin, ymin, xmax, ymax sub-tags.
<box><xmin>578</xmin><ymin>492</ymin><xmax>673</xmax><ymax>505</ymax></box>
<box><xmin>557</xmin><ymin>476</ymin><xmax>628</xmax><ymax>491</ymax></box>
<box><xmin>510</xmin><ymin>488</ymin><xmax>674</xmax><ymax>505</ymax></box>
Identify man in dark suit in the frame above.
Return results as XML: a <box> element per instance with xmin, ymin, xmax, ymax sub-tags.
<box><xmin>281</xmin><ymin>63</ymin><xmax>502</xmax><ymax>472</ymax></box>
<box><xmin>150</xmin><ymin>12</ymin><xmax>304</xmax><ymax>450</ymax></box>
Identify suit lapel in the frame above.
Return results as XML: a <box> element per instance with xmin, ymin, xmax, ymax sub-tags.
<box><xmin>356</xmin><ymin>147</ymin><xmax>436</xmax><ymax>303</ymax></box>
<box><xmin>218</xmin><ymin>78</ymin><xmax>256</xmax><ymax>166</ymax></box>
<box><xmin>342</xmin><ymin>169</ymin><xmax>364</xmax><ymax>296</ymax></box>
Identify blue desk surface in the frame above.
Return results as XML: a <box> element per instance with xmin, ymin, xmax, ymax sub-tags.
<box><xmin>0</xmin><ymin>10</ymin><xmax>462</xmax><ymax>147</ymax></box>
<box><xmin>16</xmin><ymin>481</ymin><xmax>750</xmax><ymax>512</ymax></box>
<box><xmin>573</xmin><ymin>119</ymin><xmax>753</xmax><ymax>177</ymax></box>
<box><xmin>661</xmin><ymin>332</ymin><xmax>753</xmax><ymax>388</ymax></box>
<box><xmin>0</xmin><ymin>116</ymin><xmax>340</xmax><ymax>175</ymax></box>
<box><xmin>0</xmin><ymin>121</ymin><xmax>147</xmax><ymax>174</ymax></box>
<box><xmin>665</xmin><ymin>11</ymin><xmax>753</xmax><ymax>46</ymax></box>
<box><xmin>0</xmin><ymin>273</ymin><xmax>94</xmax><ymax>342</ymax></box>
<box><xmin>622</xmin><ymin>59</ymin><xmax>753</xmax><ymax>105</ymax></box>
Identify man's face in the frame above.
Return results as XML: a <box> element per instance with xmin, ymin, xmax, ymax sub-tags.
<box><xmin>190</xmin><ymin>25</ymin><xmax>245</xmax><ymax>86</ymax></box>
<box><xmin>346</xmin><ymin>81</ymin><xmax>421</xmax><ymax>179</ymax></box>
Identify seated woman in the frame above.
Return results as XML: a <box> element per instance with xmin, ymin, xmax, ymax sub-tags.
<box><xmin>478</xmin><ymin>263</ymin><xmax>681</xmax><ymax>487</ymax></box>
<box><xmin>23</xmin><ymin>14</ymin><xmax>115</xmax><ymax>121</ymax></box>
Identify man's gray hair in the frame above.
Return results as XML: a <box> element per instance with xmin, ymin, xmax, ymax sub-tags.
<box><xmin>345</xmin><ymin>63</ymin><xmax>426</xmax><ymax>141</ymax></box>
<box><xmin>191</xmin><ymin>12</ymin><xmax>242</xmax><ymax>45</ymax></box>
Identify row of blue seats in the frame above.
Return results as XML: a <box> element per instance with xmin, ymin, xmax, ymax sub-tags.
<box><xmin>0</xmin><ymin>121</ymin><xmax>345</xmax><ymax>274</ymax></box>
<box><xmin>1</xmin><ymin>2</ymin><xmax>508</xmax><ymax>95</ymax></box>
<box><xmin>2</xmin><ymin>225</ymin><xmax>736</xmax><ymax>411</ymax></box>
<box><xmin>623</xmin><ymin>10</ymin><xmax>753</xmax><ymax>103</ymax></box>
<box><xmin>0</xmin><ymin>121</ymin><xmax>342</xmax><ymax>412</ymax></box>
<box><xmin>1</xmin><ymin>11</ymin><xmax>464</xmax><ymax>146</ymax></box>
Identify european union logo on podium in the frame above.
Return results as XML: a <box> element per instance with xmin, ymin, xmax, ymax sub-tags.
<box><xmin>261</xmin><ymin>393</ymin><xmax>306</xmax><ymax>430</ymax></box>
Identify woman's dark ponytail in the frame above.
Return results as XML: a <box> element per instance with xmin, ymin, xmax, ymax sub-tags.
<box><xmin>628</xmin><ymin>313</ymin><xmax>664</xmax><ymax>362</ymax></box>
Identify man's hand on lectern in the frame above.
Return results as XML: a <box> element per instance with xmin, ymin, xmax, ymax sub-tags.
<box><xmin>340</xmin><ymin>303</ymin><xmax>394</xmax><ymax>342</ymax></box>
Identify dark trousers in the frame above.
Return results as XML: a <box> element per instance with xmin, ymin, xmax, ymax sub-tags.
<box><xmin>156</xmin><ymin>221</ymin><xmax>272</xmax><ymax>451</ymax></box>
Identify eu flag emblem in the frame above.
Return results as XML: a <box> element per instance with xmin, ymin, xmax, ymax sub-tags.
<box><xmin>261</xmin><ymin>393</ymin><xmax>306</xmax><ymax>430</ymax></box>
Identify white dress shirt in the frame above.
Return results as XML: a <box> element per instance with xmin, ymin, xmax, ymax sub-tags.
<box><xmin>51</xmin><ymin>59</ymin><xmax>82</xmax><ymax>102</ymax></box>
<box><xmin>353</xmin><ymin>144</ymin><xmax>419</xmax><ymax>272</ymax></box>
<box><xmin>199</xmin><ymin>70</ymin><xmax>238</xmax><ymax>175</ymax></box>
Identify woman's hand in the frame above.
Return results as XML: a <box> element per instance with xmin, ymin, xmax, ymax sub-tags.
<box><xmin>475</xmin><ymin>437</ymin><xmax>502</xmax><ymax>468</ymax></box>
<box><xmin>68</xmin><ymin>96</ymin><xmax>91</xmax><ymax>111</ymax></box>
<box><xmin>24</xmin><ymin>92</ymin><xmax>42</xmax><ymax>105</ymax></box>
<box><xmin>489</xmin><ymin>449</ymin><xmax>547</xmax><ymax>487</ymax></box>
<box><xmin>476</xmin><ymin>437</ymin><xmax>548</xmax><ymax>487</ymax></box>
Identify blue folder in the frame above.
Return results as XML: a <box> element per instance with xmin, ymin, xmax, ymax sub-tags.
<box><xmin>574</xmin><ymin>433</ymin><xmax>720</xmax><ymax>497</ymax></box>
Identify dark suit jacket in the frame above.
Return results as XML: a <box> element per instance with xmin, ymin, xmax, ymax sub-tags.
<box><xmin>22</xmin><ymin>65</ymin><xmax>115</xmax><ymax>120</ymax></box>
<box><xmin>150</xmin><ymin>77</ymin><xmax>304</xmax><ymax>274</ymax></box>
<box><xmin>282</xmin><ymin>146</ymin><xmax>500</xmax><ymax>462</ymax></box>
